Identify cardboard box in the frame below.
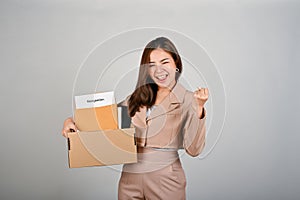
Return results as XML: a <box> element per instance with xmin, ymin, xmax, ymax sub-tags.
<box><xmin>74</xmin><ymin>91</ymin><xmax>118</xmax><ymax>131</ymax></box>
<box><xmin>68</xmin><ymin>128</ymin><xmax>137</xmax><ymax>168</ymax></box>
<box><xmin>68</xmin><ymin>91</ymin><xmax>137</xmax><ymax>168</ymax></box>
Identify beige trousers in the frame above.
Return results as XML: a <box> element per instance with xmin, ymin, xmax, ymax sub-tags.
<box><xmin>118</xmin><ymin>147</ymin><xmax>186</xmax><ymax>200</ymax></box>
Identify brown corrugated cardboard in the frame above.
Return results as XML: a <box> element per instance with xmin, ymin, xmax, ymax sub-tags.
<box><xmin>74</xmin><ymin>104</ymin><xmax>118</xmax><ymax>131</ymax></box>
<box><xmin>68</xmin><ymin>128</ymin><xmax>137</xmax><ymax>168</ymax></box>
<box><xmin>68</xmin><ymin>91</ymin><xmax>137</xmax><ymax>168</ymax></box>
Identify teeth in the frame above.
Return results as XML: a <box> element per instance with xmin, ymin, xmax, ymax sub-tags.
<box><xmin>156</xmin><ymin>74</ymin><xmax>167</xmax><ymax>80</ymax></box>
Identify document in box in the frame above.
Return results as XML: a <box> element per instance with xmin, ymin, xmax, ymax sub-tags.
<box><xmin>74</xmin><ymin>91</ymin><xmax>118</xmax><ymax>131</ymax></box>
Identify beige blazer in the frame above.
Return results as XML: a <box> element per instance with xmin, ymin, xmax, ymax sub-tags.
<box><xmin>125</xmin><ymin>83</ymin><xmax>206</xmax><ymax>157</ymax></box>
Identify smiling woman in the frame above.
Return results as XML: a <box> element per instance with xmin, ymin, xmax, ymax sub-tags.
<box><xmin>62</xmin><ymin>37</ymin><xmax>209</xmax><ymax>200</ymax></box>
<box><xmin>128</xmin><ymin>37</ymin><xmax>183</xmax><ymax>117</ymax></box>
<box><xmin>120</xmin><ymin>37</ymin><xmax>209</xmax><ymax>199</ymax></box>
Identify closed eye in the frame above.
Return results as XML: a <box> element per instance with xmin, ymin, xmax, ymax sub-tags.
<box><xmin>148</xmin><ymin>58</ymin><xmax>170</xmax><ymax>67</ymax></box>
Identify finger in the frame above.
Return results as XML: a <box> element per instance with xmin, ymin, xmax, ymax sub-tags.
<box><xmin>66</xmin><ymin>120</ymin><xmax>77</xmax><ymax>130</ymax></box>
<box><xmin>196</xmin><ymin>91</ymin><xmax>202</xmax><ymax>98</ymax></box>
<box><xmin>62</xmin><ymin>129</ymin><xmax>68</xmax><ymax>138</ymax></box>
<box><xmin>69</xmin><ymin>125</ymin><xmax>78</xmax><ymax>133</ymax></box>
<box><xmin>69</xmin><ymin>123</ymin><xmax>77</xmax><ymax>131</ymax></box>
<box><xmin>199</xmin><ymin>88</ymin><xmax>205</xmax><ymax>96</ymax></box>
<box><xmin>62</xmin><ymin>124</ymin><xmax>77</xmax><ymax>136</ymax></box>
<box><xmin>195</xmin><ymin>87</ymin><xmax>202</xmax><ymax>94</ymax></box>
<box><xmin>205</xmin><ymin>88</ymin><xmax>209</xmax><ymax>98</ymax></box>
<box><xmin>204</xmin><ymin>88</ymin><xmax>209</xmax><ymax>96</ymax></box>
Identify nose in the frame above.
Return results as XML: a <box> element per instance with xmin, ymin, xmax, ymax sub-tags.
<box><xmin>154</xmin><ymin>64</ymin><xmax>163</xmax><ymax>72</ymax></box>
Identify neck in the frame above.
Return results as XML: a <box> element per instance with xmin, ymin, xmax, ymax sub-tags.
<box><xmin>157</xmin><ymin>81</ymin><xmax>177</xmax><ymax>94</ymax></box>
<box><xmin>158</xmin><ymin>87</ymin><xmax>170</xmax><ymax>93</ymax></box>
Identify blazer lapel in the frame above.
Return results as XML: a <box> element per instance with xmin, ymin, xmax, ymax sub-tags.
<box><xmin>146</xmin><ymin>82</ymin><xmax>186</xmax><ymax>121</ymax></box>
<box><xmin>146</xmin><ymin>97</ymin><xmax>172</xmax><ymax>121</ymax></box>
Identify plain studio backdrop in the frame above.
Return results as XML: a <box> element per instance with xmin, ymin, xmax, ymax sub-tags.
<box><xmin>0</xmin><ymin>0</ymin><xmax>299</xmax><ymax>200</ymax></box>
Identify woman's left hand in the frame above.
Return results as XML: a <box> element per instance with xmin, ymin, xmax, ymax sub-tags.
<box><xmin>194</xmin><ymin>87</ymin><xmax>209</xmax><ymax>118</ymax></box>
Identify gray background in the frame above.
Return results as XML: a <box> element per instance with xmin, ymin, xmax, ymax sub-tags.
<box><xmin>0</xmin><ymin>0</ymin><xmax>299</xmax><ymax>200</ymax></box>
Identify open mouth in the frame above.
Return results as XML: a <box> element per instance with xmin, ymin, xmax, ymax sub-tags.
<box><xmin>155</xmin><ymin>74</ymin><xmax>168</xmax><ymax>82</ymax></box>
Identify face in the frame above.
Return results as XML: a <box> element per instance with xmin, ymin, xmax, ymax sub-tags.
<box><xmin>148</xmin><ymin>48</ymin><xmax>177</xmax><ymax>90</ymax></box>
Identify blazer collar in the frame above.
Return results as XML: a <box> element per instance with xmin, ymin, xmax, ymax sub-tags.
<box><xmin>147</xmin><ymin>82</ymin><xmax>186</xmax><ymax>121</ymax></box>
<box><xmin>132</xmin><ymin>82</ymin><xmax>187</xmax><ymax>126</ymax></box>
<box><xmin>169</xmin><ymin>82</ymin><xmax>186</xmax><ymax>104</ymax></box>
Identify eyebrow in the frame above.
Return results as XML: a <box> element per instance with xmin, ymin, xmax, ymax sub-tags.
<box><xmin>149</xmin><ymin>58</ymin><xmax>170</xmax><ymax>64</ymax></box>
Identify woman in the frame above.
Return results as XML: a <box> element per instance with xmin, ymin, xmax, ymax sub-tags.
<box><xmin>62</xmin><ymin>37</ymin><xmax>209</xmax><ymax>200</ymax></box>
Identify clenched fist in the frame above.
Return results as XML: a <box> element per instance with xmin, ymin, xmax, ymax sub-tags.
<box><xmin>194</xmin><ymin>87</ymin><xmax>209</xmax><ymax>118</ymax></box>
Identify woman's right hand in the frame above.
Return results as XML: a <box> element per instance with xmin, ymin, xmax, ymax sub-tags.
<box><xmin>61</xmin><ymin>117</ymin><xmax>78</xmax><ymax>138</ymax></box>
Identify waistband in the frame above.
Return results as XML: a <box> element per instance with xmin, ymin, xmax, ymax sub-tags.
<box><xmin>122</xmin><ymin>146</ymin><xmax>180</xmax><ymax>173</ymax></box>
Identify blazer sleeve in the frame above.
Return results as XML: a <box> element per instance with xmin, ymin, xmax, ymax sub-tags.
<box><xmin>182</xmin><ymin>95</ymin><xmax>206</xmax><ymax>157</ymax></box>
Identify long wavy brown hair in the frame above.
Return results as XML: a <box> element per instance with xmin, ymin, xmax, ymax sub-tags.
<box><xmin>128</xmin><ymin>37</ymin><xmax>183</xmax><ymax>117</ymax></box>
